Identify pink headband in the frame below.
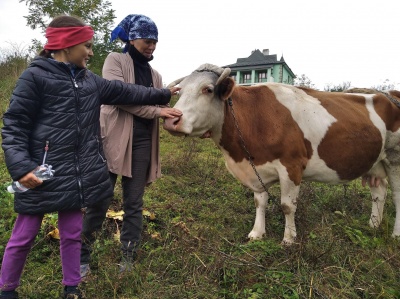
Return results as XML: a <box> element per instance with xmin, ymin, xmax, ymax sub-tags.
<box><xmin>44</xmin><ymin>26</ymin><xmax>94</xmax><ymax>50</ymax></box>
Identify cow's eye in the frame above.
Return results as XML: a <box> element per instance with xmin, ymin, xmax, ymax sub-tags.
<box><xmin>201</xmin><ymin>85</ymin><xmax>214</xmax><ymax>94</ymax></box>
<box><xmin>203</xmin><ymin>87</ymin><xmax>213</xmax><ymax>94</ymax></box>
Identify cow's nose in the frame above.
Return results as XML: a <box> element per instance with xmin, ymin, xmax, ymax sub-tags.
<box><xmin>172</xmin><ymin>116</ymin><xmax>181</xmax><ymax>126</ymax></box>
<box><xmin>163</xmin><ymin>116</ymin><xmax>181</xmax><ymax>131</ymax></box>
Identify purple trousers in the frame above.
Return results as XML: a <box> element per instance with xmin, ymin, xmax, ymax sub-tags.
<box><xmin>0</xmin><ymin>210</ymin><xmax>82</xmax><ymax>291</ymax></box>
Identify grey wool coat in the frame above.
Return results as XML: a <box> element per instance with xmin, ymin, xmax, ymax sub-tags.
<box><xmin>100</xmin><ymin>52</ymin><xmax>165</xmax><ymax>183</ymax></box>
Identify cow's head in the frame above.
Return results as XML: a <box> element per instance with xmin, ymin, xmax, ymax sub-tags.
<box><xmin>163</xmin><ymin>64</ymin><xmax>234</xmax><ymax>140</ymax></box>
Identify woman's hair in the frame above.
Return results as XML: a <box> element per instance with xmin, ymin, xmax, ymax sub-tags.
<box><xmin>39</xmin><ymin>15</ymin><xmax>86</xmax><ymax>58</ymax></box>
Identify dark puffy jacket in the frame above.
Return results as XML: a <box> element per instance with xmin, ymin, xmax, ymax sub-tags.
<box><xmin>2</xmin><ymin>57</ymin><xmax>171</xmax><ymax>214</ymax></box>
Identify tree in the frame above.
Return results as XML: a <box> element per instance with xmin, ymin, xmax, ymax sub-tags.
<box><xmin>324</xmin><ymin>81</ymin><xmax>351</xmax><ymax>92</ymax></box>
<box><xmin>294</xmin><ymin>74</ymin><xmax>316</xmax><ymax>89</ymax></box>
<box><xmin>20</xmin><ymin>0</ymin><xmax>119</xmax><ymax>75</ymax></box>
<box><xmin>0</xmin><ymin>43</ymin><xmax>30</xmax><ymax>79</ymax></box>
<box><xmin>370</xmin><ymin>79</ymin><xmax>397</xmax><ymax>91</ymax></box>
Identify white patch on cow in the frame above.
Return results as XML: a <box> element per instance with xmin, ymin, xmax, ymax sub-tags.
<box><xmin>268</xmin><ymin>84</ymin><xmax>342</xmax><ymax>182</ymax></box>
<box><xmin>221</xmin><ymin>149</ymin><xmax>281</xmax><ymax>192</ymax></box>
<box><xmin>303</xmin><ymin>159</ymin><xmax>341</xmax><ymax>182</ymax></box>
<box><xmin>267</xmin><ymin>84</ymin><xmax>336</xmax><ymax>144</ymax></box>
<box><xmin>365</xmin><ymin>94</ymin><xmax>387</xmax><ymax>146</ymax></box>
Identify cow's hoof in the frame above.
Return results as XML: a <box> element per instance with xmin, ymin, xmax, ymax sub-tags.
<box><xmin>248</xmin><ymin>231</ymin><xmax>265</xmax><ymax>240</ymax></box>
<box><xmin>391</xmin><ymin>232</ymin><xmax>400</xmax><ymax>239</ymax></box>
<box><xmin>369</xmin><ymin>217</ymin><xmax>381</xmax><ymax>228</ymax></box>
<box><xmin>280</xmin><ymin>238</ymin><xmax>295</xmax><ymax>246</ymax></box>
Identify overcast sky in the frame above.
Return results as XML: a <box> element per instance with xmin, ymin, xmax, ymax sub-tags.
<box><xmin>1</xmin><ymin>0</ymin><xmax>399</xmax><ymax>90</ymax></box>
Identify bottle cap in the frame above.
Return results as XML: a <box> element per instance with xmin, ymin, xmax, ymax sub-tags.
<box><xmin>7</xmin><ymin>185</ymin><xmax>15</xmax><ymax>193</ymax></box>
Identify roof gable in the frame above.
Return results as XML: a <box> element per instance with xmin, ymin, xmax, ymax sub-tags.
<box><xmin>225</xmin><ymin>49</ymin><xmax>278</xmax><ymax>68</ymax></box>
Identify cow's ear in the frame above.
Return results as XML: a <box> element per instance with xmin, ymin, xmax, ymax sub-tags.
<box><xmin>216</xmin><ymin>77</ymin><xmax>235</xmax><ymax>100</ymax></box>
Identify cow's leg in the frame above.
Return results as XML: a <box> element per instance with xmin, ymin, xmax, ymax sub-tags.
<box><xmin>392</xmin><ymin>190</ymin><xmax>400</xmax><ymax>237</ymax></box>
<box><xmin>386</xmin><ymin>165</ymin><xmax>400</xmax><ymax>237</ymax></box>
<box><xmin>368</xmin><ymin>178</ymin><xmax>388</xmax><ymax>228</ymax></box>
<box><xmin>280</xmin><ymin>180</ymin><xmax>300</xmax><ymax>245</ymax></box>
<box><xmin>248</xmin><ymin>191</ymin><xmax>268</xmax><ymax>240</ymax></box>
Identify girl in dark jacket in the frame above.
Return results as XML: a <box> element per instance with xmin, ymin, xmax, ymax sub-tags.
<box><xmin>0</xmin><ymin>15</ymin><xmax>179</xmax><ymax>299</ymax></box>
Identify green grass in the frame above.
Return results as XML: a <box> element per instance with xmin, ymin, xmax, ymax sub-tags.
<box><xmin>0</xmin><ymin>56</ymin><xmax>400</xmax><ymax>298</ymax></box>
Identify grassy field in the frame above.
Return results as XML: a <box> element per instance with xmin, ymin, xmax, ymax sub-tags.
<box><xmin>0</xmin><ymin>57</ymin><xmax>399</xmax><ymax>298</ymax></box>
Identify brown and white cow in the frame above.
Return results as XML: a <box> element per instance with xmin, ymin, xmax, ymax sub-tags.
<box><xmin>163</xmin><ymin>63</ymin><xmax>400</xmax><ymax>245</ymax></box>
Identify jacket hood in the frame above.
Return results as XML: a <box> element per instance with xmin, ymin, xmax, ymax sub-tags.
<box><xmin>30</xmin><ymin>56</ymin><xmax>87</xmax><ymax>77</ymax></box>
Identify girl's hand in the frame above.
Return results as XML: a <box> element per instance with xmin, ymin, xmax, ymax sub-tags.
<box><xmin>19</xmin><ymin>171</ymin><xmax>44</xmax><ymax>189</ymax></box>
<box><xmin>169</xmin><ymin>86</ymin><xmax>181</xmax><ymax>95</ymax></box>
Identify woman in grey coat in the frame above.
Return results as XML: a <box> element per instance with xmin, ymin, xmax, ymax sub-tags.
<box><xmin>80</xmin><ymin>14</ymin><xmax>182</xmax><ymax>275</ymax></box>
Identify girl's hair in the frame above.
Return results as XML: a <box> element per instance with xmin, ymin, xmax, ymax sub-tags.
<box><xmin>39</xmin><ymin>15</ymin><xmax>86</xmax><ymax>58</ymax></box>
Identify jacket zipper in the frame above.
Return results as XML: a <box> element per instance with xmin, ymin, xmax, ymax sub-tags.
<box><xmin>42</xmin><ymin>140</ymin><xmax>49</xmax><ymax>164</ymax></box>
<box><xmin>71</xmin><ymin>73</ymin><xmax>84</xmax><ymax>206</ymax></box>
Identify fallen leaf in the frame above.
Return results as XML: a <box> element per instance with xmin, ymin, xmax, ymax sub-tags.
<box><xmin>47</xmin><ymin>228</ymin><xmax>60</xmax><ymax>240</ymax></box>
<box><xmin>142</xmin><ymin>208</ymin><xmax>156</xmax><ymax>220</ymax></box>
<box><xmin>151</xmin><ymin>232</ymin><xmax>161</xmax><ymax>240</ymax></box>
<box><xmin>106</xmin><ymin>209</ymin><xmax>124</xmax><ymax>221</ymax></box>
<box><xmin>106</xmin><ymin>208</ymin><xmax>156</xmax><ymax>221</ymax></box>
<box><xmin>113</xmin><ymin>226</ymin><xmax>121</xmax><ymax>242</ymax></box>
<box><xmin>174</xmin><ymin>221</ymin><xmax>190</xmax><ymax>233</ymax></box>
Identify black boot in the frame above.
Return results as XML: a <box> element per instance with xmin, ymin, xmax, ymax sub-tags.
<box><xmin>63</xmin><ymin>286</ymin><xmax>83</xmax><ymax>299</ymax></box>
<box><xmin>119</xmin><ymin>251</ymin><xmax>138</xmax><ymax>273</ymax></box>
<box><xmin>0</xmin><ymin>290</ymin><xmax>19</xmax><ymax>299</ymax></box>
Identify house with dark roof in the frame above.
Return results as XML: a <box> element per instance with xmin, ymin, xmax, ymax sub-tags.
<box><xmin>223</xmin><ymin>49</ymin><xmax>296</xmax><ymax>85</ymax></box>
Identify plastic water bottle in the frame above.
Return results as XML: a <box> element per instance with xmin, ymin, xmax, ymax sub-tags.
<box><xmin>7</xmin><ymin>181</ymin><xmax>30</xmax><ymax>193</ymax></box>
<box><xmin>33</xmin><ymin>164</ymin><xmax>55</xmax><ymax>180</ymax></box>
<box><xmin>7</xmin><ymin>164</ymin><xmax>55</xmax><ymax>194</ymax></box>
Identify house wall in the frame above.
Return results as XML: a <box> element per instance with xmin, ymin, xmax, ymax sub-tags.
<box><xmin>280</xmin><ymin>65</ymin><xmax>294</xmax><ymax>84</ymax></box>
<box><xmin>269</xmin><ymin>65</ymin><xmax>294</xmax><ymax>84</ymax></box>
<box><xmin>231</xmin><ymin>68</ymin><xmax>294</xmax><ymax>85</ymax></box>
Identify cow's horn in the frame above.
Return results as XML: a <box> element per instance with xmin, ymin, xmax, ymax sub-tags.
<box><xmin>216</xmin><ymin>68</ymin><xmax>231</xmax><ymax>86</ymax></box>
<box><xmin>167</xmin><ymin>76</ymin><xmax>187</xmax><ymax>88</ymax></box>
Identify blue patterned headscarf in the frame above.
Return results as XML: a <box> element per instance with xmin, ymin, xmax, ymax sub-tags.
<box><xmin>110</xmin><ymin>14</ymin><xmax>158</xmax><ymax>52</ymax></box>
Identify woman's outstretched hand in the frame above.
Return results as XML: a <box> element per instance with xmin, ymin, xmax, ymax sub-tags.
<box><xmin>160</xmin><ymin>107</ymin><xmax>182</xmax><ymax>118</ymax></box>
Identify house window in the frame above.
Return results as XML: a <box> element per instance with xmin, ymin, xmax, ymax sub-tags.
<box><xmin>243</xmin><ymin>73</ymin><xmax>251</xmax><ymax>84</ymax></box>
<box><xmin>258</xmin><ymin>72</ymin><xmax>267</xmax><ymax>83</ymax></box>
